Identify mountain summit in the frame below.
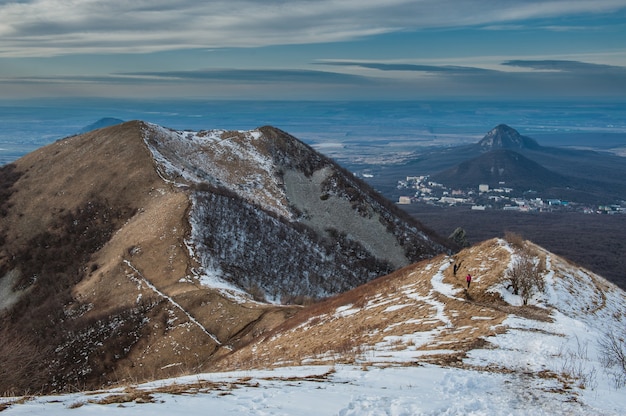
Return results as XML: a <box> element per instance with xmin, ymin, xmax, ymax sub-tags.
<box><xmin>478</xmin><ymin>124</ymin><xmax>540</xmax><ymax>151</ymax></box>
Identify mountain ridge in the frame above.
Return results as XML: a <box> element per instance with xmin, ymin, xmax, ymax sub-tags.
<box><xmin>0</xmin><ymin>121</ymin><xmax>624</xmax><ymax>414</ymax></box>
<box><xmin>3</xmin><ymin>236</ymin><xmax>626</xmax><ymax>414</ymax></box>
<box><xmin>0</xmin><ymin>120</ymin><xmax>448</xmax><ymax>393</ymax></box>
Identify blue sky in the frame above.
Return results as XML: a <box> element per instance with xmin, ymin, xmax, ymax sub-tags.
<box><xmin>1</xmin><ymin>0</ymin><xmax>626</xmax><ymax>100</ymax></box>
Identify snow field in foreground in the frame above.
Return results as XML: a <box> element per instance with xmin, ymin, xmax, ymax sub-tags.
<box><xmin>1</xmin><ymin>364</ymin><xmax>618</xmax><ymax>416</ymax></box>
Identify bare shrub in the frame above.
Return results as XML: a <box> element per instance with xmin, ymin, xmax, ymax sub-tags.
<box><xmin>558</xmin><ymin>336</ymin><xmax>598</xmax><ymax>390</ymax></box>
<box><xmin>448</xmin><ymin>227</ymin><xmax>470</xmax><ymax>248</ymax></box>
<box><xmin>598</xmin><ymin>328</ymin><xmax>626</xmax><ymax>388</ymax></box>
<box><xmin>0</xmin><ymin>327</ymin><xmax>52</xmax><ymax>396</ymax></box>
<box><xmin>247</xmin><ymin>283</ymin><xmax>267</xmax><ymax>303</ymax></box>
<box><xmin>0</xmin><ymin>163</ymin><xmax>21</xmax><ymax>218</ymax></box>
<box><xmin>281</xmin><ymin>293</ymin><xmax>317</xmax><ymax>306</ymax></box>
<box><xmin>502</xmin><ymin>250</ymin><xmax>545</xmax><ymax>305</ymax></box>
<box><xmin>504</xmin><ymin>231</ymin><xmax>525</xmax><ymax>250</ymax></box>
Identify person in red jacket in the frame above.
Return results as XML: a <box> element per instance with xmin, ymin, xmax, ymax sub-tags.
<box><xmin>466</xmin><ymin>273</ymin><xmax>472</xmax><ymax>289</ymax></box>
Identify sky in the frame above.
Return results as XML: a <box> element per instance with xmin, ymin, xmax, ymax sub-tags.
<box><xmin>1</xmin><ymin>0</ymin><xmax>626</xmax><ymax>100</ymax></box>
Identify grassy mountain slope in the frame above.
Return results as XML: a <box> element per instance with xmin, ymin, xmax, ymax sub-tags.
<box><xmin>0</xmin><ymin>120</ymin><xmax>448</xmax><ymax>394</ymax></box>
<box><xmin>215</xmin><ymin>237</ymin><xmax>626</xmax><ymax>403</ymax></box>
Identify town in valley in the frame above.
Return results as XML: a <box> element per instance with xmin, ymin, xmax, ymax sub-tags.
<box><xmin>395</xmin><ymin>175</ymin><xmax>625</xmax><ymax>214</ymax></box>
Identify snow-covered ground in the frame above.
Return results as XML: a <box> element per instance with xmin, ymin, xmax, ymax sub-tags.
<box><xmin>1</xmin><ymin>362</ymin><xmax>622</xmax><ymax>415</ymax></box>
<box><xmin>4</xmin><ymin>274</ymin><xmax>625</xmax><ymax>416</ymax></box>
<box><xmin>3</xmin><ymin>241</ymin><xmax>624</xmax><ymax>415</ymax></box>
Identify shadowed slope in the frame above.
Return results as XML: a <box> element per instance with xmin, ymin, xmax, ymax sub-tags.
<box><xmin>432</xmin><ymin>149</ymin><xmax>570</xmax><ymax>191</ymax></box>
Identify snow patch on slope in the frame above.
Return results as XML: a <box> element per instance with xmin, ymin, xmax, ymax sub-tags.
<box><xmin>430</xmin><ymin>260</ymin><xmax>463</xmax><ymax>301</ymax></box>
<box><xmin>3</xmin><ymin>363</ymin><xmax>618</xmax><ymax>415</ymax></box>
<box><xmin>142</xmin><ymin>123</ymin><xmax>291</xmax><ymax>218</ymax></box>
<box><xmin>468</xmin><ymin>243</ymin><xmax>626</xmax><ymax>411</ymax></box>
<box><xmin>141</xmin><ymin>122</ymin><xmax>298</xmax><ymax>301</ymax></box>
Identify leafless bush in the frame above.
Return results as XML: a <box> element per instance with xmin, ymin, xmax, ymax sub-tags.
<box><xmin>502</xmin><ymin>250</ymin><xmax>545</xmax><ymax>305</ymax></box>
<box><xmin>0</xmin><ymin>327</ymin><xmax>52</xmax><ymax>396</ymax></box>
<box><xmin>598</xmin><ymin>328</ymin><xmax>626</xmax><ymax>388</ymax></box>
<box><xmin>558</xmin><ymin>336</ymin><xmax>597</xmax><ymax>390</ymax></box>
<box><xmin>0</xmin><ymin>163</ymin><xmax>21</xmax><ymax>218</ymax></box>
<box><xmin>504</xmin><ymin>231</ymin><xmax>526</xmax><ymax>250</ymax></box>
<box><xmin>247</xmin><ymin>283</ymin><xmax>267</xmax><ymax>303</ymax></box>
<box><xmin>281</xmin><ymin>293</ymin><xmax>318</xmax><ymax>306</ymax></box>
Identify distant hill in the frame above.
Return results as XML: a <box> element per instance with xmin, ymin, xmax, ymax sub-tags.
<box><xmin>78</xmin><ymin>117</ymin><xmax>124</xmax><ymax>133</ymax></box>
<box><xmin>432</xmin><ymin>149</ymin><xmax>569</xmax><ymax>191</ymax></box>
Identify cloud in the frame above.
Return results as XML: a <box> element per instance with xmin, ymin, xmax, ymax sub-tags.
<box><xmin>322</xmin><ymin>58</ymin><xmax>626</xmax><ymax>76</ymax></box>
<box><xmin>3</xmin><ymin>59</ymin><xmax>625</xmax><ymax>100</ymax></box>
<box><xmin>318</xmin><ymin>61</ymin><xmax>496</xmax><ymax>75</ymax></box>
<box><xmin>1</xmin><ymin>0</ymin><xmax>625</xmax><ymax>57</ymax></box>
<box><xmin>502</xmin><ymin>60</ymin><xmax>626</xmax><ymax>74</ymax></box>
<box><xmin>0</xmin><ymin>68</ymin><xmax>370</xmax><ymax>90</ymax></box>
<box><xmin>116</xmin><ymin>68</ymin><xmax>369</xmax><ymax>84</ymax></box>
<box><xmin>0</xmin><ymin>68</ymin><xmax>373</xmax><ymax>99</ymax></box>
<box><xmin>316</xmin><ymin>59</ymin><xmax>626</xmax><ymax>99</ymax></box>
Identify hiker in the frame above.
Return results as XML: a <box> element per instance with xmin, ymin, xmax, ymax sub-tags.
<box><xmin>453</xmin><ymin>263</ymin><xmax>458</xmax><ymax>276</ymax></box>
<box><xmin>466</xmin><ymin>273</ymin><xmax>472</xmax><ymax>289</ymax></box>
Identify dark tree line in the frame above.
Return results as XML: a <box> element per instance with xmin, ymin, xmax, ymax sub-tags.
<box><xmin>190</xmin><ymin>186</ymin><xmax>395</xmax><ymax>303</ymax></box>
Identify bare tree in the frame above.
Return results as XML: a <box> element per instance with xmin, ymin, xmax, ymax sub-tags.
<box><xmin>503</xmin><ymin>251</ymin><xmax>545</xmax><ymax>305</ymax></box>
<box><xmin>598</xmin><ymin>328</ymin><xmax>626</xmax><ymax>388</ymax></box>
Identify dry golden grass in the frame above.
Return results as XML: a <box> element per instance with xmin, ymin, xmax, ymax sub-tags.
<box><xmin>5</xmin><ymin>120</ymin><xmax>610</xmax><ymax>396</ymax></box>
<box><xmin>0</xmin><ymin>396</ymin><xmax>31</xmax><ymax>412</ymax></box>
<box><xmin>66</xmin><ymin>370</ymin><xmax>336</xmax><ymax>408</ymax></box>
<box><xmin>215</xmin><ymin>239</ymin><xmax>530</xmax><ymax>372</ymax></box>
<box><xmin>0</xmin><ymin>122</ymin><xmax>300</xmax><ymax>394</ymax></box>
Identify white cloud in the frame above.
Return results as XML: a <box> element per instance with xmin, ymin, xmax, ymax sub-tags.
<box><xmin>0</xmin><ymin>0</ymin><xmax>624</xmax><ymax>57</ymax></box>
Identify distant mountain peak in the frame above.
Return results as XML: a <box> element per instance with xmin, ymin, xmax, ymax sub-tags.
<box><xmin>478</xmin><ymin>124</ymin><xmax>540</xmax><ymax>151</ymax></box>
<box><xmin>78</xmin><ymin>117</ymin><xmax>124</xmax><ymax>134</ymax></box>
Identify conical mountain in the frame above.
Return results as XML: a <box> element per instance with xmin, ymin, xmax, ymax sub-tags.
<box><xmin>0</xmin><ymin>120</ymin><xmax>448</xmax><ymax>394</ymax></box>
<box><xmin>478</xmin><ymin>124</ymin><xmax>541</xmax><ymax>151</ymax></box>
